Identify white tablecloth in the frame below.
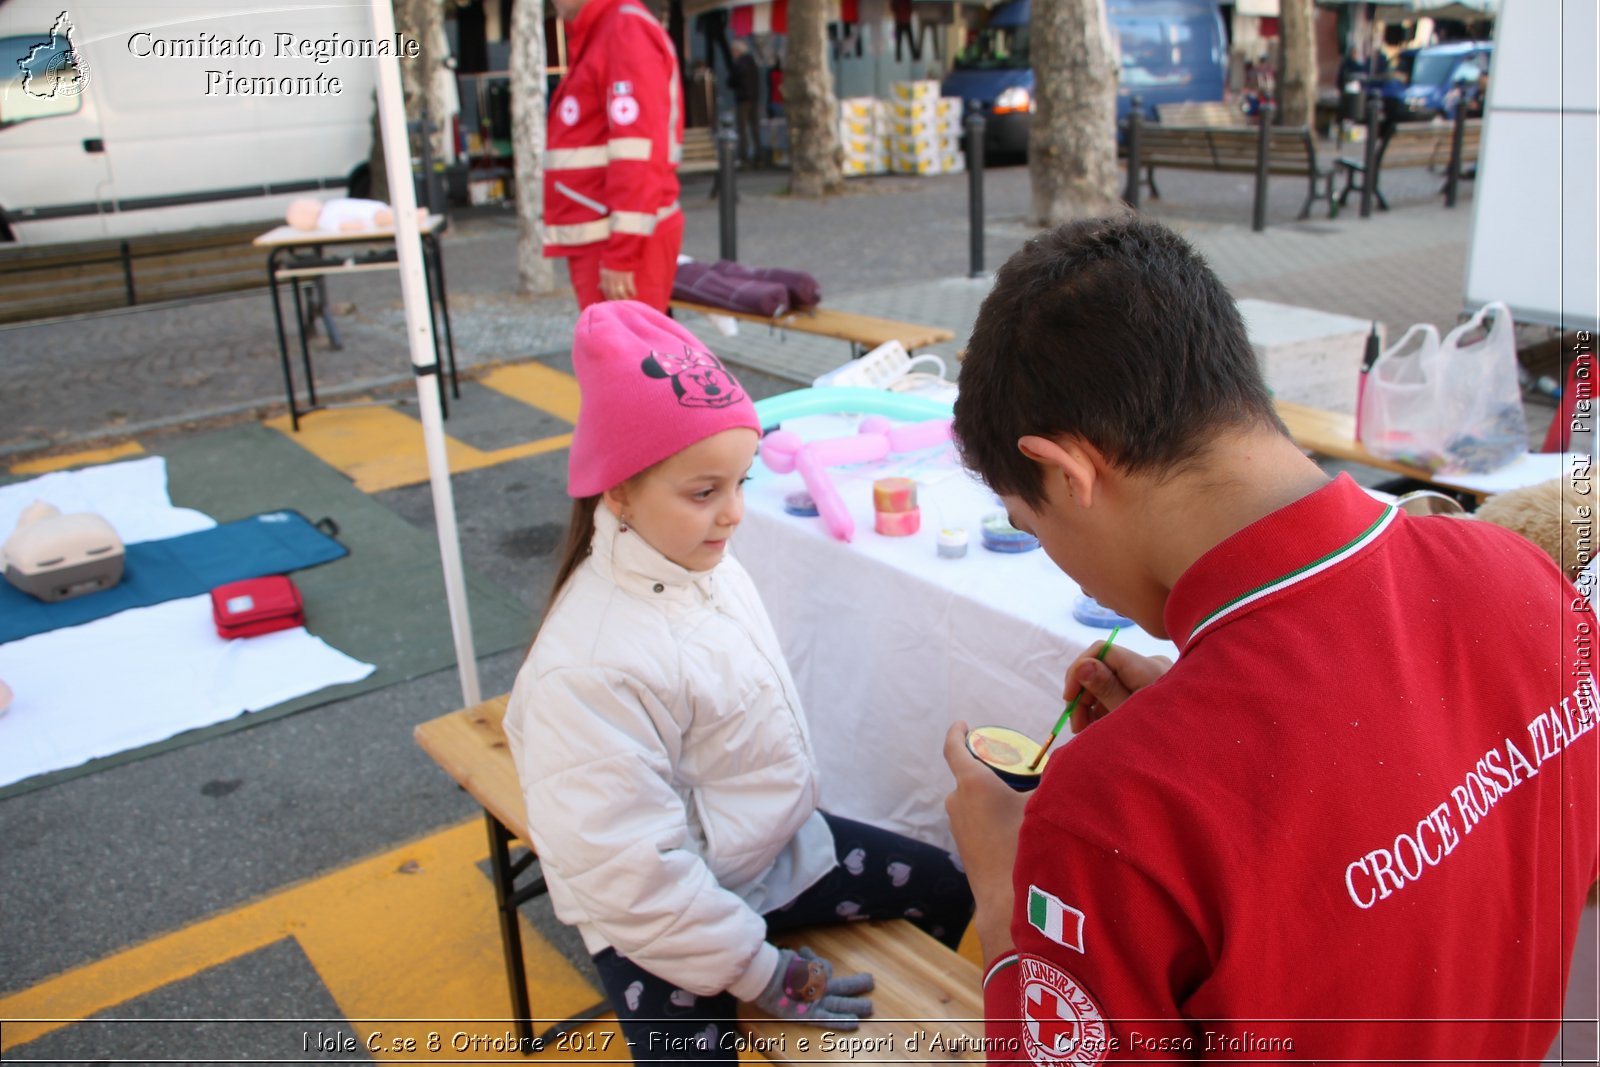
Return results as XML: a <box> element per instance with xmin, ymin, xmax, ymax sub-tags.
<box><xmin>737</xmin><ymin>410</ymin><xmax>1179</xmax><ymax>850</ymax></box>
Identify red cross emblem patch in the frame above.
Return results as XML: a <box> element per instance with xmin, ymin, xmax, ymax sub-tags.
<box><xmin>1018</xmin><ymin>956</ymin><xmax>1109</xmax><ymax>1067</ymax></box>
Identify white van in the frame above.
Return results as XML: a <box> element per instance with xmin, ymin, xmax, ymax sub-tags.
<box><xmin>0</xmin><ymin>1</ymin><xmax>422</xmax><ymax>246</ymax></box>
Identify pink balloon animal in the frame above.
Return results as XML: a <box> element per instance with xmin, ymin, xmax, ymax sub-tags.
<box><xmin>761</xmin><ymin>415</ymin><xmax>953</xmax><ymax>541</ymax></box>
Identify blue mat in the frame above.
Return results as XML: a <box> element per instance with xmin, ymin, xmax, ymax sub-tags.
<box><xmin>0</xmin><ymin>510</ymin><xmax>347</xmax><ymax>645</ymax></box>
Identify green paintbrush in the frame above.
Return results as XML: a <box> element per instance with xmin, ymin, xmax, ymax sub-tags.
<box><xmin>1029</xmin><ymin>626</ymin><xmax>1121</xmax><ymax>770</ymax></box>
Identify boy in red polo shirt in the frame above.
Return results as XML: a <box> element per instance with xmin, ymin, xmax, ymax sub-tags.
<box><xmin>943</xmin><ymin>216</ymin><xmax>1598</xmax><ymax>1064</ymax></box>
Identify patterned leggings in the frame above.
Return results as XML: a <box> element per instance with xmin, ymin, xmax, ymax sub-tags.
<box><xmin>589</xmin><ymin>811</ymin><xmax>974</xmax><ymax>1065</ymax></box>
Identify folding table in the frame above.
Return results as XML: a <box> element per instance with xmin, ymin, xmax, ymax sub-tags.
<box><xmin>254</xmin><ymin>215</ymin><xmax>460</xmax><ymax>431</ymax></box>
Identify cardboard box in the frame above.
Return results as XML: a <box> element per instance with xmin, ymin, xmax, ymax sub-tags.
<box><xmin>891</xmin><ymin>79</ymin><xmax>941</xmax><ymax>103</ymax></box>
<box><xmin>890</xmin><ymin>146</ymin><xmax>961</xmax><ymax>173</ymax></box>
<box><xmin>891</xmin><ymin>132</ymin><xmax>962</xmax><ymax>157</ymax></box>
<box><xmin>839</xmin><ymin>96</ymin><xmax>879</xmax><ymax>120</ymax></box>
<box><xmin>843</xmin><ymin>155</ymin><xmax>887</xmax><ymax>176</ymax></box>
<box><xmin>840</xmin><ymin>132</ymin><xmax>879</xmax><ymax>158</ymax></box>
<box><xmin>1236</xmin><ymin>298</ymin><xmax>1377</xmax><ymax>414</ymax></box>
<box><xmin>889</xmin><ymin>155</ymin><xmax>938</xmax><ymax>175</ymax></box>
<box><xmin>890</xmin><ymin>112</ymin><xmax>963</xmax><ymax>139</ymax></box>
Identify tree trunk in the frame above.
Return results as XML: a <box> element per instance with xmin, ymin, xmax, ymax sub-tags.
<box><xmin>786</xmin><ymin>0</ymin><xmax>842</xmax><ymax>198</ymax></box>
<box><xmin>1277</xmin><ymin>0</ymin><xmax>1317</xmax><ymax>130</ymax></box>
<box><xmin>397</xmin><ymin>0</ymin><xmax>452</xmax><ymax>158</ymax></box>
<box><xmin>366</xmin><ymin>92</ymin><xmax>389</xmax><ymax>203</ymax></box>
<box><xmin>512</xmin><ymin>0</ymin><xmax>557</xmax><ymax>294</ymax></box>
<box><xmin>1028</xmin><ymin>0</ymin><xmax>1123</xmax><ymax>226</ymax></box>
<box><xmin>366</xmin><ymin>0</ymin><xmax>451</xmax><ymax>204</ymax></box>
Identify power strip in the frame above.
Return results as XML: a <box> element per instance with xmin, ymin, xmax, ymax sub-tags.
<box><xmin>813</xmin><ymin>340</ymin><xmax>913</xmax><ymax>389</ymax></box>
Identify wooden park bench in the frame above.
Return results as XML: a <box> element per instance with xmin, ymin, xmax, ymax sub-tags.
<box><xmin>1334</xmin><ymin>118</ymin><xmax>1483</xmax><ymax>211</ymax></box>
<box><xmin>0</xmin><ymin>222</ymin><xmax>267</xmax><ymax>325</ymax></box>
<box><xmin>1125</xmin><ymin>122</ymin><xmax>1338</xmax><ymax>224</ymax></box>
<box><xmin>414</xmin><ymin>695</ymin><xmax>986</xmax><ymax>1061</ymax></box>
<box><xmin>1154</xmin><ymin>100</ymin><xmax>1242</xmax><ymax>127</ymax></box>
<box><xmin>680</xmin><ymin>126</ymin><xmax>720</xmax><ymax>176</ymax></box>
<box><xmin>670</xmin><ymin>299</ymin><xmax>956</xmax><ymax>359</ymax></box>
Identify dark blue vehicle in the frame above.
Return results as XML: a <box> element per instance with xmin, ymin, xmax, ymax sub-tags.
<box><xmin>941</xmin><ymin>0</ymin><xmax>1228</xmax><ymax>158</ymax></box>
<box><xmin>1395</xmin><ymin>41</ymin><xmax>1492</xmax><ymax>121</ymax></box>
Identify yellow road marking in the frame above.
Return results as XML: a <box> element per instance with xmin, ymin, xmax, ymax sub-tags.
<box><xmin>10</xmin><ymin>442</ymin><xmax>145</xmax><ymax>475</ymax></box>
<box><xmin>264</xmin><ymin>362</ymin><xmax>583</xmax><ymax>492</ymax></box>
<box><xmin>265</xmin><ymin>408</ymin><xmax>572</xmax><ymax>494</ymax></box>
<box><xmin>0</xmin><ymin>819</ymin><xmax>601</xmax><ymax>1061</ymax></box>
<box><xmin>478</xmin><ymin>363</ymin><xmax>582</xmax><ymax>423</ymax></box>
<box><xmin>265</xmin><ymin>407</ymin><xmax>485</xmax><ymax>494</ymax></box>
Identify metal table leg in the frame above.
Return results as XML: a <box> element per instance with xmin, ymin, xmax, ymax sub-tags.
<box><xmin>425</xmin><ymin>234</ymin><xmax>460</xmax><ymax>400</ymax></box>
<box><xmin>485</xmin><ymin>812</ymin><xmax>537</xmax><ymax>1050</ymax></box>
<box><xmin>482</xmin><ymin>811</ymin><xmax>609</xmax><ymax>1055</ymax></box>
<box><xmin>266</xmin><ymin>248</ymin><xmax>300</xmax><ymax>432</ymax></box>
<box><xmin>419</xmin><ymin>243</ymin><xmax>450</xmax><ymax>419</ymax></box>
<box><xmin>289</xmin><ymin>275</ymin><xmax>318</xmax><ymax>410</ymax></box>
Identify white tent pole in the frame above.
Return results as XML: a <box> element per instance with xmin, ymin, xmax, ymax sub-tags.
<box><xmin>368</xmin><ymin>0</ymin><xmax>482</xmax><ymax>707</ymax></box>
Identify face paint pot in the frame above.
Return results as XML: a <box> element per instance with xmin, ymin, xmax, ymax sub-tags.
<box><xmin>965</xmin><ymin>725</ymin><xmax>1049</xmax><ymax>791</ymax></box>
<box><xmin>980</xmin><ymin>512</ymin><xmax>1039</xmax><ymax>553</ymax></box>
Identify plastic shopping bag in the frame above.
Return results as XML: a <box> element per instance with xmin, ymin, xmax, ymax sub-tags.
<box><xmin>1358</xmin><ymin>302</ymin><xmax>1526</xmax><ymax>474</ymax></box>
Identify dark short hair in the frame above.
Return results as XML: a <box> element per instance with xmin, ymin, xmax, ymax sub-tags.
<box><xmin>953</xmin><ymin>215</ymin><xmax>1283</xmax><ymax>508</ymax></box>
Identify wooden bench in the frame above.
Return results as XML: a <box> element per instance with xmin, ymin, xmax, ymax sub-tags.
<box><xmin>680</xmin><ymin>125</ymin><xmax>719</xmax><ymax>176</ymax></box>
<box><xmin>670</xmin><ymin>299</ymin><xmax>956</xmax><ymax>359</ymax></box>
<box><xmin>1334</xmin><ymin>119</ymin><xmax>1483</xmax><ymax>211</ymax></box>
<box><xmin>1155</xmin><ymin>100</ymin><xmax>1242</xmax><ymax>127</ymax></box>
<box><xmin>680</xmin><ymin>126</ymin><xmax>731</xmax><ymax>200</ymax></box>
<box><xmin>0</xmin><ymin>222</ymin><xmax>267</xmax><ymax>325</ymax></box>
<box><xmin>1275</xmin><ymin>398</ymin><xmax>1504</xmax><ymax>503</ymax></box>
<box><xmin>414</xmin><ymin>695</ymin><xmax>986</xmax><ymax>1061</ymax></box>
<box><xmin>1126</xmin><ymin>123</ymin><xmax>1337</xmax><ymax>222</ymax></box>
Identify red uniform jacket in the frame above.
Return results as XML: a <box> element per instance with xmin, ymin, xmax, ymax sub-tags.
<box><xmin>982</xmin><ymin>475</ymin><xmax>1599</xmax><ymax>1065</ymax></box>
<box><xmin>543</xmin><ymin>0</ymin><xmax>682</xmax><ymax>274</ymax></box>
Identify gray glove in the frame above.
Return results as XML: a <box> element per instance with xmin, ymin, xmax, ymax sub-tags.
<box><xmin>750</xmin><ymin>946</ymin><xmax>875</xmax><ymax>1030</ymax></box>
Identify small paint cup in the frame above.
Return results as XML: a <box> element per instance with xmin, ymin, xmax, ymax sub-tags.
<box><xmin>965</xmin><ymin>725</ymin><xmax>1049</xmax><ymax>791</ymax></box>
<box><xmin>872</xmin><ymin>477</ymin><xmax>918</xmax><ymax>512</ymax></box>
<box><xmin>874</xmin><ymin>506</ymin><xmax>921</xmax><ymax>536</ymax></box>
<box><xmin>980</xmin><ymin>511</ymin><xmax>1040</xmax><ymax>553</ymax></box>
<box><xmin>1072</xmin><ymin>595</ymin><xmax>1135</xmax><ymax>629</ymax></box>
<box><xmin>783</xmin><ymin>491</ymin><xmax>819</xmax><ymax>517</ymax></box>
<box><xmin>936</xmin><ymin>527</ymin><xmax>969</xmax><ymax>559</ymax></box>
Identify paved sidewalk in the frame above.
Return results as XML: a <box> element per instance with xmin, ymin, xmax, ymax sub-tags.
<box><xmin>0</xmin><ymin>157</ymin><xmax>1495</xmax><ymax>459</ymax></box>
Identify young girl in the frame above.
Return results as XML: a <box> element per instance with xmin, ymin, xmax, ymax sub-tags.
<box><xmin>504</xmin><ymin>301</ymin><xmax>972</xmax><ymax>1063</ymax></box>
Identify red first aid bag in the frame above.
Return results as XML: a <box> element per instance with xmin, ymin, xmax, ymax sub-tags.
<box><xmin>210</xmin><ymin>575</ymin><xmax>304</xmax><ymax>638</ymax></box>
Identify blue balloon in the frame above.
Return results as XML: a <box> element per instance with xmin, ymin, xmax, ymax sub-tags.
<box><xmin>754</xmin><ymin>386</ymin><xmax>954</xmax><ymax>427</ymax></box>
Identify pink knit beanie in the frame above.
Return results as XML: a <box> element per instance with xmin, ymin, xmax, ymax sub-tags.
<box><xmin>568</xmin><ymin>301</ymin><xmax>762</xmax><ymax>497</ymax></box>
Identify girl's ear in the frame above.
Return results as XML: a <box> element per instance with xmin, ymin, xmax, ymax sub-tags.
<box><xmin>601</xmin><ymin>484</ymin><xmax>628</xmax><ymax>519</ymax></box>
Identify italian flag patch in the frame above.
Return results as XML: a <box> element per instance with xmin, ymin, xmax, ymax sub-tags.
<box><xmin>1028</xmin><ymin>885</ymin><xmax>1086</xmax><ymax>953</ymax></box>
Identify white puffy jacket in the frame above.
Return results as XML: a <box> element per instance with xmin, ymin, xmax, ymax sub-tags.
<box><xmin>504</xmin><ymin>506</ymin><xmax>837</xmax><ymax>1000</ymax></box>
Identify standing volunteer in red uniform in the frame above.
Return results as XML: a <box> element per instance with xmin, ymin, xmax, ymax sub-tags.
<box><xmin>943</xmin><ymin>215</ymin><xmax>1599</xmax><ymax>1064</ymax></box>
<box><xmin>544</xmin><ymin>0</ymin><xmax>683</xmax><ymax>312</ymax></box>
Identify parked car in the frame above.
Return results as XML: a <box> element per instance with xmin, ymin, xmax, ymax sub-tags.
<box><xmin>941</xmin><ymin>0</ymin><xmax>1228</xmax><ymax>159</ymax></box>
<box><xmin>1394</xmin><ymin>41</ymin><xmax>1493</xmax><ymax>122</ymax></box>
